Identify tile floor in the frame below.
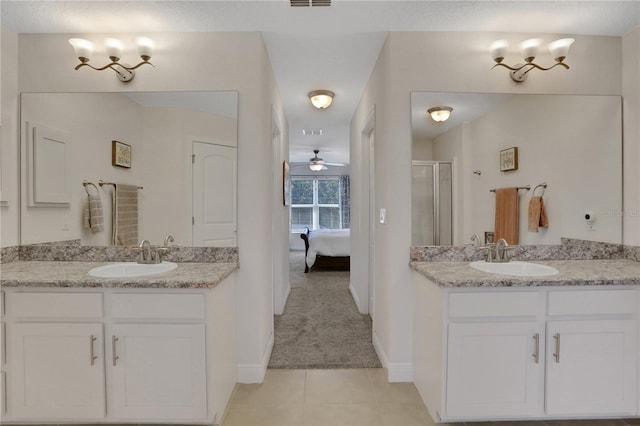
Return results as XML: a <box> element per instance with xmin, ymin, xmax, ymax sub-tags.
<box><xmin>221</xmin><ymin>368</ymin><xmax>640</xmax><ymax>426</ymax></box>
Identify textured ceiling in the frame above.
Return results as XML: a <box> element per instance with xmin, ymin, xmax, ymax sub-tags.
<box><xmin>2</xmin><ymin>1</ymin><xmax>639</xmax><ymax>164</ymax></box>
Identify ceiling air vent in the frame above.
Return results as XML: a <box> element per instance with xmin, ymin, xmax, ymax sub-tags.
<box><xmin>302</xmin><ymin>129</ymin><xmax>323</xmax><ymax>136</ymax></box>
<box><xmin>290</xmin><ymin>0</ymin><xmax>331</xmax><ymax>6</ymax></box>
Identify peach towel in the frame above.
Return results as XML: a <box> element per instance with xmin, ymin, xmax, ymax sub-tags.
<box><xmin>494</xmin><ymin>187</ymin><xmax>519</xmax><ymax>245</ymax></box>
<box><xmin>528</xmin><ymin>196</ymin><xmax>549</xmax><ymax>232</ymax></box>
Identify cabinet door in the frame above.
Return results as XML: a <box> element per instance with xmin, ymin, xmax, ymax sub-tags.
<box><xmin>546</xmin><ymin>319</ymin><xmax>637</xmax><ymax>416</ymax></box>
<box><xmin>10</xmin><ymin>323</ymin><xmax>105</xmax><ymax>419</ymax></box>
<box><xmin>109</xmin><ymin>323</ymin><xmax>207</xmax><ymax>420</ymax></box>
<box><xmin>446</xmin><ymin>322</ymin><xmax>543</xmax><ymax>418</ymax></box>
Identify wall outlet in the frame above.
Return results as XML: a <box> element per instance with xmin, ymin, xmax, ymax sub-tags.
<box><xmin>379</xmin><ymin>208</ymin><xmax>387</xmax><ymax>224</ymax></box>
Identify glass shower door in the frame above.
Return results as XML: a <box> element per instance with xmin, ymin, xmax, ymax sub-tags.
<box><xmin>411</xmin><ymin>161</ymin><xmax>453</xmax><ymax>246</ymax></box>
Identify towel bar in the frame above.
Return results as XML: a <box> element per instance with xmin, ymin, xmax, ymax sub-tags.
<box><xmin>490</xmin><ymin>185</ymin><xmax>530</xmax><ymax>193</ymax></box>
<box><xmin>82</xmin><ymin>181</ymin><xmax>99</xmax><ymax>193</ymax></box>
<box><xmin>98</xmin><ymin>180</ymin><xmax>143</xmax><ymax>190</ymax></box>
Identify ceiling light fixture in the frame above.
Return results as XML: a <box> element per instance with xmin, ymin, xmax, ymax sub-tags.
<box><xmin>69</xmin><ymin>37</ymin><xmax>155</xmax><ymax>82</ymax></box>
<box><xmin>490</xmin><ymin>38</ymin><xmax>574</xmax><ymax>83</ymax></box>
<box><xmin>427</xmin><ymin>106</ymin><xmax>453</xmax><ymax>123</ymax></box>
<box><xmin>309</xmin><ymin>149</ymin><xmax>327</xmax><ymax>171</ymax></box>
<box><xmin>308</xmin><ymin>90</ymin><xmax>335</xmax><ymax>109</ymax></box>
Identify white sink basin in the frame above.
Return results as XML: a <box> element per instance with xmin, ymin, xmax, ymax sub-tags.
<box><xmin>469</xmin><ymin>260</ymin><xmax>559</xmax><ymax>277</ymax></box>
<box><xmin>89</xmin><ymin>261</ymin><xmax>177</xmax><ymax>278</ymax></box>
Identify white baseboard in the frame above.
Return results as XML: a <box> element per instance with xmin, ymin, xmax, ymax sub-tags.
<box><xmin>372</xmin><ymin>330</ymin><xmax>413</xmax><ymax>383</ymax></box>
<box><xmin>274</xmin><ymin>283</ymin><xmax>291</xmax><ymax>315</ymax></box>
<box><xmin>237</xmin><ymin>331</ymin><xmax>274</xmax><ymax>383</ymax></box>
<box><xmin>348</xmin><ymin>282</ymin><xmax>368</xmax><ymax>314</ymax></box>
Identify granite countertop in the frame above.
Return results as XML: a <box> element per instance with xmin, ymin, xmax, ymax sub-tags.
<box><xmin>0</xmin><ymin>261</ymin><xmax>239</xmax><ymax>289</ymax></box>
<box><xmin>410</xmin><ymin>259</ymin><xmax>640</xmax><ymax>288</ymax></box>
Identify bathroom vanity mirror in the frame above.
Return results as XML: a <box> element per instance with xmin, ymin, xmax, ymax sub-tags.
<box><xmin>20</xmin><ymin>91</ymin><xmax>238</xmax><ymax>247</ymax></box>
<box><xmin>411</xmin><ymin>92</ymin><xmax>622</xmax><ymax>246</ymax></box>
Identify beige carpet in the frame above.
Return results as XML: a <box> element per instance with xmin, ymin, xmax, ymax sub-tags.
<box><xmin>268</xmin><ymin>251</ymin><xmax>382</xmax><ymax>369</ymax></box>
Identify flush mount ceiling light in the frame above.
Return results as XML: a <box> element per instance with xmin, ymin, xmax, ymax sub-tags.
<box><xmin>308</xmin><ymin>90</ymin><xmax>335</xmax><ymax>109</ymax></box>
<box><xmin>427</xmin><ymin>106</ymin><xmax>453</xmax><ymax>123</ymax></box>
<box><xmin>490</xmin><ymin>38</ymin><xmax>575</xmax><ymax>83</ymax></box>
<box><xmin>69</xmin><ymin>36</ymin><xmax>155</xmax><ymax>82</ymax></box>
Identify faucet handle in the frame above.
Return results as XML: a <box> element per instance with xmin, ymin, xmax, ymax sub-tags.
<box><xmin>163</xmin><ymin>235</ymin><xmax>175</xmax><ymax>248</ymax></box>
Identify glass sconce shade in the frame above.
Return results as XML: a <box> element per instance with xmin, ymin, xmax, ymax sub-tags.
<box><xmin>489</xmin><ymin>40</ymin><xmax>509</xmax><ymax>63</ymax></box>
<box><xmin>135</xmin><ymin>37</ymin><xmax>155</xmax><ymax>61</ymax></box>
<box><xmin>519</xmin><ymin>38</ymin><xmax>543</xmax><ymax>62</ymax></box>
<box><xmin>549</xmin><ymin>38</ymin><xmax>575</xmax><ymax>62</ymax></box>
<box><xmin>69</xmin><ymin>38</ymin><xmax>95</xmax><ymax>62</ymax></box>
<box><xmin>104</xmin><ymin>38</ymin><xmax>125</xmax><ymax>61</ymax></box>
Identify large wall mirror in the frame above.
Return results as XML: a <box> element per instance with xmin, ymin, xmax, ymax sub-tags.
<box><xmin>411</xmin><ymin>92</ymin><xmax>622</xmax><ymax>246</ymax></box>
<box><xmin>20</xmin><ymin>91</ymin><xmax>238</xmax><ymax>247</ymax></box>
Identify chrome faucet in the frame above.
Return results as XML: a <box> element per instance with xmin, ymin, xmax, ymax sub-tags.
<box><xmin>163</xmin><ymin>235</ymin><xmax>175</xmax><ymax>247</ymax></box>
<box><xmin>138</xmin><ymin>239</ymin><xmax>153</xmax><ymax>264</ymax></box>
<box><xmin>495</xmin><ymin>238</ymin><xmax>510</xmax><ymax>263</ymax></box>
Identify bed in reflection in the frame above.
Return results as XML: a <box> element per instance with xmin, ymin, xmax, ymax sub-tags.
<box><xmin>300</xmin><ymin>228</ymin><xmax>350</xmax><ymax>273</ymax></box>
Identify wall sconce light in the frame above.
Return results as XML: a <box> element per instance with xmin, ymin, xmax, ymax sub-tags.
<box><xmin>490</xmin><ymin>38</ymin><xmax>574</xmax><ymax>83</ymax></box>
<box><xmin>308</xmin><ymin>90</ymin><xmax>335</xmax><ymax>109</ymax></box>
<box><xmin>427</xmin><ymin>106</ymin><xmax>453</xmax><ymax>122</ymax></box>
<box><xmin>69</xmin><ymin>37</ymin><xmax>154</xmax><ymax>82</ymax></box>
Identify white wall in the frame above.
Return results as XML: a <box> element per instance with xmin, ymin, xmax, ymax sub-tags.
<box><xmin>352</xmin><ymin>31</ymin><xmax>631</xmax><ymax>381</ymax></box>
<box><xmin>7</xmin><ymin>31</ymin><xmax>286</xmax><ymax>384</ymax></box>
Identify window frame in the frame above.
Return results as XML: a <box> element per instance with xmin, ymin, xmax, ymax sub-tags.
<box><xmin>290</xmin><ymin>176</ymin><xmax>342</xmax><ymax>232</ymax></box>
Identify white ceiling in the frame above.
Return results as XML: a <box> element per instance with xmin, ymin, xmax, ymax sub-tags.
<box><xmin>2</xmin><ymin>1</ymin><xmax>639</xmax><ymax>165</ymax></box>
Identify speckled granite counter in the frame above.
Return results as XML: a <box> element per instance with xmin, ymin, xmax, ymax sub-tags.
<box><xmin>0</xmin><ymin>261</ymin><xmax>238</xmax><ymax>289</ymax></box>
<box><xmin>411</xmin><ymin>259</ymin><xmax>640</xmax><ymax>288</ymax></box>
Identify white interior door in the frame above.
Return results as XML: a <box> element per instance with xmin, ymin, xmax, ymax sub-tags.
<box><xmin>192</xmin><ymin>141</ymin><xmax>237</xmax><ymax>246</ymax></box>
<box><xmin>368</xmin><ymin>128</ymin><xmax>375</xmax><ymax>317</ymax></box>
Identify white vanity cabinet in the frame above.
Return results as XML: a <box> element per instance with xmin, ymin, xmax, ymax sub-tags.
<box><xmin>1</xmin><ymin>274</ymin><xmax>237</xmax><ymax>425</ymax></box>
<box><xmin>108</xmin><ymin>292</ymin><xmax>209</xmax><ymax>420</ymax></box>
<box><xmin>10</xmin><ymin>322</ymin><xmax>106</xmax><ymax>419</ymax></box>
<box><xmin>446</xmin><ymin>321</ymin><xmax>543</xmax><ymax>418</ymax></box>
<box><xmin>545</xmin><ymin>289</ymin><xmax>638</xmax><ymax>416</ymax></box>
<box><xmin>413</xmin><ymin>271</ymin><xmax>639</xmax><ymax>423</ymax></box>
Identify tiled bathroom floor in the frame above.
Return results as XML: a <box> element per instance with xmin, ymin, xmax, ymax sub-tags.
<box><xmin>221</xmin><ymin>368</ymin><xmax>640</xmax><ymax>426</ymax></box>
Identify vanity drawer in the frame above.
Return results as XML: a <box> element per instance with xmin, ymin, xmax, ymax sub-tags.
<box><xmin>548</xmin><ymin>289</ymin><xmax>637</xmax><ymax>316</ymax></box>
<box><xmin>448</xmin><ymin>291</ymin><xmax>540</xmax><ymax>318</ymax></box>
<box><xmin>10</xmin><ymin>292</ymin><xmax>103</xmax><ymax>318</ymax></box>
<box><xmin>111</xmin><ymin>293</ymin><xmax>205</xmax><ymax>320</ymax></box>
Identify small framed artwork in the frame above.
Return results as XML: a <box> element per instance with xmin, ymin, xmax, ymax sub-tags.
<box><xmin>499</xmin><ymin>146</ymin><xmax>518</xmax><ymax>172</ymax></box>
<box><xmin>283</xmin><ymin>161</ymin><xmax>291</xmax><ymax>206</ymax></box>
<box><xmin>484</xmin><ymin>231</ymin><xmax>495</xmax><ymax>245</ymax></box>
<box><xmin>112</xmin><ymin>140</ymin><xmax>131</xmax><ymax>169</ymax></box>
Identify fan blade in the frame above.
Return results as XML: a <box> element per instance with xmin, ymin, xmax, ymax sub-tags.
<box><xmin>324</xmin><ymin>162</ymin><xmax>347</xmax><ymax>166</ymax></box>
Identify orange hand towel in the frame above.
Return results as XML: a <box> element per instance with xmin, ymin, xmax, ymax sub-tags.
<box><xmin>494</xmin><ymin>187</ymin><xmax>519</xmax><ymax>245</ymax></box>
<box><xmin>528</xmin><ymin>196</ymin><xmax>549</xmax><ymax>232</ymax></box>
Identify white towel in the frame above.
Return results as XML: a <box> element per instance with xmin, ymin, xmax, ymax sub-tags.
<box><xmin>83</xmin><ymin>191</ymin><xmax>104</xmax><ymax>233</ymax></box>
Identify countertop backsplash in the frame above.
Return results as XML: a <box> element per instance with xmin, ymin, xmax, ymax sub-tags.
<box><xmin>410</xmin><ymin>238</ymin><xmax>632</xmax><ymax>263</ymax></box>
<box><xmin>1</xmin><ymin>242</ymin><xmax>238</xmax><ymax>264</ymax></box>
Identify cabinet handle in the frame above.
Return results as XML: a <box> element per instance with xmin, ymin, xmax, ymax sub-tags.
<box><xmin>532</xmin><ymin>333</ymin><xmax>540</xmax><ymax>364</ymax></box>
<box><xmin>90</xmin><ymin>335</ymin><xmax>98</xmax><ymax>366</ymax></box>
<box><xmin>553</xmin><ymin>333</ymin><xmax>560</xmax><ymax>363</ymax></box>
<box><xmin>112</xmin><ymin>335</ymin><xmax>120</xmax><ymax>366</ymax></box>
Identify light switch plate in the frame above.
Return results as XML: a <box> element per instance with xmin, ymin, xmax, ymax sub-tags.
<box><xmin>379</xmin><ymin>208</ymin><xmax>386</xmax><ymax>224</ymax></box>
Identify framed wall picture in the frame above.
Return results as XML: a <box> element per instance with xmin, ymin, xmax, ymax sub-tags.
<box><xmin>283</xmin><ymin>160</ymin><xmax>291</xmax><ymax>206</ymax></box>
<box><xmin>499</xmin><ymin>146</ymin><xmax>518</xmax><ymax>172</ymax></box>
<box><xmin>112</xmin><ymin>140</ymin><xmax>131</xmax><ymax>168</ymax></box>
